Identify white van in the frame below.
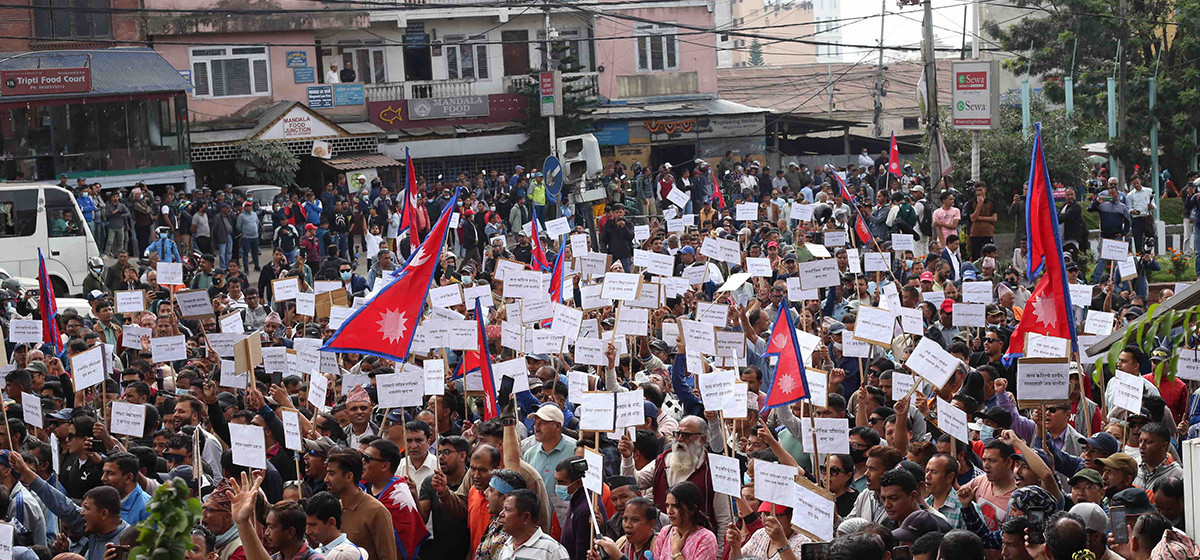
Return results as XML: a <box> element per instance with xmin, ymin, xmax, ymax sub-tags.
<box><xmin>0</xmin><ymin>184</ymin><xmax>100</xmax><ymax>296</ymax></box>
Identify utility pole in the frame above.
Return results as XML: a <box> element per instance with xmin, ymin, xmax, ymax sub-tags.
<box><xmin>970</xmin><ymin>0</ymin><xmax>980</xmax><ymax>181</ymax></box>
<box><xmin>873</xmin><ymin>0</ymin><xmax>886</xmax><ymax>138</ymax></box>
<box><xmin>827</xmin><ymin>65</ymin><xmax>834</xmax><ymax>119</ymax></box>
<box><xmin>1116</xmin><ymin>0</ymin><xmax>1128</xmax><ymax>183</ymax></box>
<box><xmin>544</xmin><ymin>3</ymin><xmax>556</xmax><ymax>158</ymax></box>
<box><xmin>922</xmin><ymin>0</ymin><xmax>942</xmax><ymax>181</ymax></box>
<box><xmin>1150</xmin><ymin>52</ymin><xmax>1160</xmax><ymax>221</ymax></box>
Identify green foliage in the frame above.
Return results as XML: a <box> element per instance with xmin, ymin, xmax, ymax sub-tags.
<box><xmin>748</xmin><ymin>39</ymin><xmax>765</xmax><ymax>66</ymax></box>
<box><xmin>1094</xmin><ymin>302</ymin><xmax>1200</xmax><ymax>386</ymax></box>
<box><xmin>984</xmin><ymin>0</ymin><xmax>1200</xmax><ymax>179</ymax></box>
<box><xmin>517</xmin><ymin>41</ymin><xmax>597</xmax><ymax>160</ymax></box>
<box><xmin>131</xmin><ymin>479</ymin><xmax>203</xmax><ymax>560</ymax></box>
<box><xmin>236</xmin><ymin>139</ymin><xmax>300</xmax><ymax>188</ymax></box>
<box><xmin>922</xmin><ymin>97</ymin><xmax>1097</xmax><ymax>204</ymax></box>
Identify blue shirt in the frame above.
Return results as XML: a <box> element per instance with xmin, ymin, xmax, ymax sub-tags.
<box><xmin>522</xmin><ymin>433</ymin><xmax>577</xmax><ymax>492</ymax></box>
<box><xmin>121</xmin><ymin>486</ymin><xmax>152</xmax><ymax>526</ymax></box>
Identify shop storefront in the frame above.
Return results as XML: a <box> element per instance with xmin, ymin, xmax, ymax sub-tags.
<box><xmin>589</xmin><ymin>97</ymin><xmax>767</xmax><ymax>173</ymax></box>
<box><xmin>0</xmin><ymin>49</ymin><xmax>194</xmax><ymax>190</ymax></box>
<box><xmin>190</xmin><ymin>101</ymin><xmax>393</xmax><ymax>190</ymax></box>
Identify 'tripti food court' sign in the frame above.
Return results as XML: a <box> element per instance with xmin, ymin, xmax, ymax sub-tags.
<box><xmin>0</xmin><ymin>67</ymin><xmax>92</xmax><ymax>96</ymax></box>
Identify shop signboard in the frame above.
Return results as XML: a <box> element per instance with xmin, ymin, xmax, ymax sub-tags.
<box><xmin>407</xmin><ymin>95</ymin><xmax>490</xmax><ymax>120</ymax></box>
<box><xmin>307</xmin><ymin>85</ymin><xmax>333</xmax><ymax>109</ymax></box>
<box><xmin>1</xmin><ymin>67</ymin><xmax>91</xmax><ymax>96</ymax></box>
<box><xmin>260</xmin><ymin>106</ymin><xmax>341</xmax><ymax>140</ymax></box>
<box><xmin>293</xmin><ymin>66</ymin><xmax>315</xmax><ymax>84</ymax></box>
<box><xmin>334</xmin><ymin>84</ymin><xmax>364</xmax><ymax>106</ymax></box>
<box><xmin>286</xmin><ymin>51</ymin><xmax>308</xmax><ymax>68</ymax></box>
<box><xmin>645</xmin><ymin>113</ymin><xmax>764</xmax><ymax>142</ymax></box>
<box><xmin>951</xmin><ymin>60</ymin><xmax>1000</xmax><ymax>130</ymax></box>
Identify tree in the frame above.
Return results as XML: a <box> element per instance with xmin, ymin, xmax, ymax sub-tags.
<box><xmin>749</xmin><ymin>39</ymin><xmax>765</xmax><ymax>66</ymax></box>
<box><xmin>984</xmin><ymin>0</ymin><xmax>1200</xmax><ymax>181</ymax></box>
<box><xmin>236</xmin><ymin>139</ymin><xmax>300</xmax><ymax>187</ymax></box>
<box><xmin>132</xmin><ymin>479</ymin><xmax>202</xmax><ymax>560</ymax></box>
<box><xmin>517</xmin><ymin>40</ymin><xmax>597</xmax><ymax>160</ymax></box>
<box><xmin>928</xmin><ymin>95</ymin><xmax>1098</xmax><ymax>204</ymax></box>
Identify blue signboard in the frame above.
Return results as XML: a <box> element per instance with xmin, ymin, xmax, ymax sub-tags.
<box><xmin>307</xmin><ymin>85</ymin><xmax>333</xmax><ymax>109</ymax></box>
<box><xmin>286</xmin><ymin>51</ymin><xmax>308</xmax><ymax>68</ymax></box>
<box><xmin>334</xmin><ymin>84</ymin><xmax>364</xmax><ymax>106</ymax></box>
<box><xmin>293</xmin><ymin>66</ymin><xmax>315</xmax><ymax>84</ymax></box>
<box><xmin>591</xmin><ymin>120</ymin><xmax>630</xmax><ymax>146</ymax></box>
<box><xmin>543</xmin><ymin>155</ymin><xmax>563</xmax><ymax>202</ymax></box>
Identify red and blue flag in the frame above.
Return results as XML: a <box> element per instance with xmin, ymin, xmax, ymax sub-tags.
<box><xmin>321</xmin><ymin>189</ymin><xmax>460</xmax><ymax>362</ymax></box>
<box><xmin>762</xmin><ymin>303</ymin><xmax>810</xmax><ymax>410</ymax></box>
<box><xmin>398</xmin><ymin>147</ymin><xmax>421</xmax><ymax>243</ymax></box>
<box><xmin>37</xmin><ymin>249</ymin><xmax>61</xmax><ymax>353</ymax></box>
<box><xmin>1007</xmin><ymin>122</ymin><xmax>1078</xmax><ymax>357</ymax></box>
<box><xmin>529</xmin><ymin>218</ymin><xmax>552</xmax><ymax>272</ymax></box>
<box><xmin>888</xmin><ymin>133</ymin><xmax>901</xmax><ymax>177</ymax></box>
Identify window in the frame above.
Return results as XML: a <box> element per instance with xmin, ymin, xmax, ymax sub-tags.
<box><xmin>189</xmin><ymin>46</ymin><xmax>271</xmax><ymax>98</ymax></box>
<box><xmin>45</xmin><ymin>188</ymin><xmax>83</xmax><ymax>238</ymax></box>
<box><xmin>33</xmin><ymin>0</ymin><xmax>109</xmax><ymax>39</ymax></box>
<box><xmin>0</xmin><ymin>189</ymin><xmax>37</xmax><ymax>238</ymax></box>
<box><xmin>537</xmin><ymin>29</ymin><xmax>591</xmax><ymax>71</ymax></box>
<box><xmin>903</xmin><ymin>116</ymin><xmax>920</xmax><ymax>129</ymax></box>
<box><xmin>339</xmin><ymin>44</ymin><xmax>387</xmax><ymax>84</ymax></box>
<box><xmin>445</xmin><ymin>35</ymin><xmax>489</xmax><ymax>80</ymax></box>
<box><xmin>636</xmin><ymin>24</ymin><xmax>679</xmax><ymax>71</ymax></box>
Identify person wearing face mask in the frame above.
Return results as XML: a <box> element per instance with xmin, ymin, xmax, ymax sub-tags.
<box><xmin>337</xmin><ymin>264</ymin><xmax>367</xmax><ymax>294</ymax></box>
<box><xmin>555</xmin><ymin>457</ymin><xmax>604</xmax><ymax>560</ymax></box>
<box><xmin>143</xmin><ymin>227</ymin><xmax>181</xmax><ymax>263</ymax></box>
<box><xmin>82</xmin><ymin>257</ymin><xmax>109</xmax><ymax>297</ymax></box>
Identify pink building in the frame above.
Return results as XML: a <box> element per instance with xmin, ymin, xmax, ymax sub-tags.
<box><xmin>593</xmin><ymin>0</ymin><xmax>719</xmax><ymax>100</ymax></box>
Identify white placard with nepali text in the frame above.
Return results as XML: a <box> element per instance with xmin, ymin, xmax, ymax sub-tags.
<box><xmin>937</xmin><ymin>397</ymin><xmax>969</xmax><ymax>444</ymax></box>
<box><xmin>229</xmin><ymin>423</ymin><xmax>267</xmax><ymax>470</ymax></box>
<box><xmin>110</xmin><ymin>401</ymin><xmax>145</xmax><ymax>437</ymax></box>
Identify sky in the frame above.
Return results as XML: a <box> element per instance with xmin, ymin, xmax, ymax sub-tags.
<box><xmin>835</xmin><ymin>0</ymin><xmax>978</xmax><ymax>64</ymax></box>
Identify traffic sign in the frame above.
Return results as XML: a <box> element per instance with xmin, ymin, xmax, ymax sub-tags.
<box><xmin>544</xmin><ymin>155</ymin><xmax>563</xmax><ymax>202</ymax></box>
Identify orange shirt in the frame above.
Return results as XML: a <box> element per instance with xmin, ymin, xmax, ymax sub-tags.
<box><xmin>467</xmin><ymin>486</ymin><xmax>492</xmax><ymax>556</ymax></box>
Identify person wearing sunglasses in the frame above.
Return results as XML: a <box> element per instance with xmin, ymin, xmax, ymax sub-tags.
<box><xmin>825</xmin><ymin>453</ymin><xmax>859</xmax><ymax>519</ymax></box>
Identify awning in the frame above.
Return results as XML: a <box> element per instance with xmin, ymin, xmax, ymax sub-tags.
<box><xmin>323</xmin><ymin>153</ymin><xmax>402</xmax><ymax>171</ymax></box>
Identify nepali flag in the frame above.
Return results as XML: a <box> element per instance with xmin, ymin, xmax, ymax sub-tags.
<box><xmin>37</xmin><ymin>249</ymin><xmax>62</xmax><ymax>353</ymax></box>
<box><xmin>709</xmin><ymin>164</ymin><xmax>725</xmax><ymax>209</ymax></box>
<box><xmin>321</xmin><ymin>188</ymin><xmax>460</xmax><ymax>361</ymax></box>
<box><xmin>548</xmin><ymin>236</ymin><xmax>567</xmax><ymax>304</ymax></box>
<box><xmin>832</xmin><ymin>171</ymin><xmax>873</xmax><ymax>245</ymax></box>
<box><xmin>377</xmin><ymin>476</ymin><xmax>430</xmax><ymax>560</ymax></box>
<box><xmin>762</xmin><ymin>303</ymin><xmax>810</xmax><ymax>410</ymax></box>
<box><xmin>888</xmin><ymin>133</ymin><xmax>902</xmax><ymax>177</ymax></box>
<box><xmin>529</xmin><ymin>218</ymin><xmax>552</xmax><ymax>272</ymax></box>
<box><xmin>398</xmin><ymin>147</ymin><xmax>421</xmax><ymax>243</ymax></box>
<box><xmin>1007</xmin><ymin>122</ymin><xmax>1078</xmax><ymax>357</ymax></box>
<box><xmin>465</xmin><ymin>298</ymin><xmax>500</xmax><ymax>420</ymax></box>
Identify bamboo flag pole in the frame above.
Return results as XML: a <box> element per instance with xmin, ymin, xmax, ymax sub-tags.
<box><xmin>807</xmin><ymin>402</ymin><xmax>822</xmax><ymax>487</ymax></box>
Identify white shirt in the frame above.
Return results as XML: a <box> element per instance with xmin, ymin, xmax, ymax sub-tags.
<box><xmin>395</xmin><ymin>451</ymin><xmax>439</xmax><ymax>490</ymax></box>
<box><xmin>1126</xmin><ymin>187</ymin><xmax>1153</xmax><ymax>216</ymax></box>
<box><xmin>859</xmin><ymin>153</ymin><xmax>875</xmax><ymax>168</ymax></box>
<box><xmin>325</xmin><ymin>70</ymin><xmax>340</xmax><ymax>84</ymax></box>
<box><xmin>499</xmin><ymin>529</ymin><xmax>570</xmax><ymax>560</ymax></box>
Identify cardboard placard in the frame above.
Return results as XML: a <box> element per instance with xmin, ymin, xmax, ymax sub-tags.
<box><xmin>114</xmin><ymin>290</ymin><xmax>145</xmax><ymax>314</ymax></box>
<box><xmin>1016</xmin><ymin>357</ymin><xmax>1070</xmax><ymax>407</ymax></box>
<box><xmin>174</xmin><ymin>289</ymin><xmax>214</xmax><ymax>319</ymax></box>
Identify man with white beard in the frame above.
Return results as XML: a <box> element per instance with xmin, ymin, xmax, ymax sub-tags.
<box><xmin>617</xmin><ymin>415</ymin><xmax>733</xmax><ymax>547</ymax></box>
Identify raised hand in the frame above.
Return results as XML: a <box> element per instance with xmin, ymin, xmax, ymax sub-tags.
<box><xmin>230</xmin><ymin>471</ymin><xmax>263</xmax><ymax>525</ymax></box>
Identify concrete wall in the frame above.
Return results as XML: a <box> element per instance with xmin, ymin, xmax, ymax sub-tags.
<box><xmin>594</xmin><ymin>4</ymin><xmax>718</xmax><ymax>99</ymax></box>
<box><xmin>0</xmin><ymin>0</ymin><xmax>142</xmax><ymax>52</ymax></box>
<box><xmin>156</xmin><ymin>30</ymin><xmax>364</xmax><ymax>122</ymax></box>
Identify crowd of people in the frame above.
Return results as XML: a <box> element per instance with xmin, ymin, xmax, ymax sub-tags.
<box><xmin>10</xmin><ymin>153</ymin><xmax>1199</xmax><ymax>560</ymax></box>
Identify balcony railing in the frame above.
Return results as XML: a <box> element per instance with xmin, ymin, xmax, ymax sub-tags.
<box><xmin>364</xmin><ymin>79</ymin><xmax>477</xmax><ymax>102</ymax></box>
<box><xmin>503</xmin><ymin>71</ymin><xmax>599</xmax><ymax>98</ymax></box>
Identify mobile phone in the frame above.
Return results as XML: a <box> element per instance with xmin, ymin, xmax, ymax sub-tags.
<box><xmin>1110</xmin><ymin>506</ymin><xmax>1129</xmax><ymax>543</ymax></box>
<box><xmin>801</xmin><ymin>543</ymin><xmax>832</xmax><ymax>560</ymax></box>
<box><xmin>892</xmin><ymin>546</ymin><xmax>911</xmax><ymax>560</ymax></box>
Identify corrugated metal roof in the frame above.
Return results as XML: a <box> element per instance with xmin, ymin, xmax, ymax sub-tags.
<box><xmin>324</xmin><ymin>153</ymin><xmax>402</xmax><ymax>170</ymax></box>
<box><xmin>588</xmin><ymin>98</ymin><xmax>768</xmax><ymax>121</ymax></box>
<box><xmin>0</xmin><ymin>48</ymin><xmax>191</xmax><ymax>102</ymax></box>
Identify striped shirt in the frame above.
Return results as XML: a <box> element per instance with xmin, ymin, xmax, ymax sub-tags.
<box><xmin>499</xmin><ymin>528</ymin><xmax>570</xmax><ymax>560</ymax></box>
<box><xmin>926</xmin><ymin>492</ymin><xmax>964</xmax><ymax>529</ymax></box>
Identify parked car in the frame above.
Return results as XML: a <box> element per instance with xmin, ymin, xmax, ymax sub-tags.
<box><xmin>232</xmin><ymin>185</ymin><xmax>283</xmax><ymax>244</ymax></box>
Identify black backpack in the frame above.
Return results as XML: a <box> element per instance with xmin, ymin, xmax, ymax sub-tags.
<box><xmin>918</xmin><ymin>198</ymin><xmax>933</xmax><ymax>236</ymax></box>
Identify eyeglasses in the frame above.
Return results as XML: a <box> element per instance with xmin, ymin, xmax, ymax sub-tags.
<box><xmin>985</xmin><ymin>338</ymin><xmax>1001</xmax><ymax>343</ymax></box>
<box><xmin>673</xmin><ymin>431</ymin><xmax>704</xmax><ymax>440</ymax></box>
<box><xmin>868</xmin><ymin>417</ymin><xmax>883</xmax><ymax>425</ymax></box>
<box><xmin>306</xmin><ymin>450</ymin><xmax>326</xmax><ymax>458</ymax></box>
<box><xmin>164</xmin><ymin>453</ymin><xmax>186</xmax><ymax>464</ymax></box>
<box><xmin>828</xmin><ymin>467</ymin><xmax>848</xmax><ymax>477</ymax></box>
<box><xmin>362</xmin><ymin>455</ymin><xmax>387</xmax><ymax>464</ymax></box>
<box><xmin>435</xmin><ymin>449</ymin><xmax>459</xmax><ymax>457</ymax></box>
